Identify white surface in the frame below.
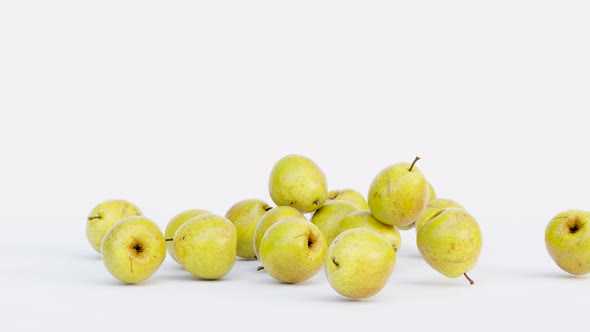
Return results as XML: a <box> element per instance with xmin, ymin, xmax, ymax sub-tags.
<box><xmin>1</xmin><ymin>1</ymin><xmax>589</xmax><ymax>331</ymax></box>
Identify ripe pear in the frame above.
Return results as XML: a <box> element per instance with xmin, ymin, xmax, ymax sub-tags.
<box><xmin>253</xmin><ymin>206</ymin><xmax>306</xmax><ymax>258</ymax></box>
<box><xmin>427</xmin><ymin>181</ymin><xmax>436</xmax><ymax>201</ymax></box>
<box><xmin>165</xmin><ymin>209</ymin><xmax>210</xmax><ymax>263</ymax></box>
<box><xmin>174</xmin><ymin>214</ymin><xmax>237</xmax><ymax>280</ymax></box>
<box><xmin>225</xmin><ymin>199</ymin><xmax>272</xmax><ymax>259</ymax></box>
<box><xmin>327</xmin><ymin>189</ymin><xmax>369</xmax><ymax>210</ymax></box>
<box><xmin>259</xmin><ymin>217</ymin><xmax>327</xmax><ymax>283</ymax></box>
<box><xmin>339</xmin><ymin>210</ymin><xmax>401</xmax><ymax>252</ymax></box>
<box><xmin>268</xmin><ymin>154</ymin><xmax>328</xmax><ymax>213</ymax></box>
<box><xmin>101</xmin><ymin>216</ymin><xmax>166</xmax><ymax>284</ymax></box>
<box><xmin>86</xmin><ymin>199</ymin><xmax>142</xmax><ymax>253</ymax></box>
<box><xmin>416</xmin><ymin>207</ymin><xmax>482</xmax><ymax>284</ymax></box>
<box><xmin>368</xmin><ymin>157</ymin><xmax>429</xmax><ymax>228</ymax></box>
<box><xmin>325</xmin><ymin>229</ymin><xmax>396</xmax><ymax>299</ymax></box>
<box><xmin>311</xmin><ymin>200</ymin><xmax>358</xmax><ymax>246</ymax></box>
<box><xmin>414</xmin><ymin>198</ymin><xmax>464</xmax><ymax>234</ymax></box>
<box><xmin>545</xmin><ymin>210</ymin><xmax>590</xmax><ymax>275</ymax></box>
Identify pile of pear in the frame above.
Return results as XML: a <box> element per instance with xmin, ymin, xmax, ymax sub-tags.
<box><xmin>85</xmin><ymin>153</ymin><xmax>483</xmax><ymax>299</ymax></box>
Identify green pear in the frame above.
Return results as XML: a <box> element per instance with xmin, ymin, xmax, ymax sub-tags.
<box><xmin>174</xmin><ymin>213</ymin><xmax>237</xmax><ymax>280</ymax></box>
<box><xmin>101</xmin><ymin>216</ymin><xmax>166</xmax><ymax>284</ymax></box>
<box><xmin>86</xmin><ymin>199</ymin><xmax>142</xmax><ymax>253</ymax></box>
<box><xmin>428</xmin><ymin>181</ymin><xmax>436</xmax><ymax>201</ymax></box>
<box><xmin>414</xmin><ymin>198</ymin><xmax>465</xmax><ymax>234</ymax></box>
<box><xmin>325</xmin><ymin>229</ymin><xmax>396</xmax><ymax>299</ymax></box>
<box><xmin>545</xmin><ymin>210</ymin><xmax>590</xmax><ymax>275</ymax></box>
<box><xmin>417</xmin><ymin>207</ymin><xmax>482</xmax><ymax>284</ymax></box>
<box><xmin>311</xmin><ymin>200</ymin><xmax>358</xmax><ymax>246</ymax></box>
<box><xmin>253</xmin><ymin>206</ymin><xmax>306</xmax><ymax>258</ymax></box>
<box><xmin>339</xmin><ymin>210</ymin><xmax>401</xmax><ymax>252</ymax></box>
<box><xmin>368</xmin><ymin>157</ymin><xmax>429</xmax><ymax>228</ymax></box>
<box><xmin>225</xmin><ymin>199</ymin><xmax>272</xmax><ymax>259</ymax></box>
<box><xmin>259</xmin><ymin>217</ymin><xmax>327</xmax><ymax>283</ymax></box>
<box><xmin>268</xmin><ymin>154</ymin><xmax>328</xmax><ymax>213</ymax></box>
<box><xmin>165</xmin><ymin>209</ymin><xmax>210</xmax><ymax>263</ymax></box>
<box><xmin>327</xmin><ymin>189</ymin><xmax>369</xmax><ymax>210</ymax></box>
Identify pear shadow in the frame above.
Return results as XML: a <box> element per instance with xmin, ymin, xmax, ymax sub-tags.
<box><xmin>309</xmin><ymin>292</ymin><xmax>389</xmax><ymax>303</ymax></box>
<box><xmin>400</xmin><ymin>278</ymin><xmax>472</xmax><ymax>288</ymax></box>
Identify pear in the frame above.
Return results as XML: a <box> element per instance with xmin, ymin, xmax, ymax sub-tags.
<box><xmin>416</xmin><ymin>207</ymin><xmax>482</xmax><ymax>284</ymax></box>
<box><xmin>86</xmin><ymin>199</ymin><xmax>142</xmax><ymax>253</ymax></box>
<box><xmin>327</xmin><ymin>189</ymin><xmax>369</xmax><ymax>210</ymax></box>
<box><xmin>414</xmin><ymin>198</ymin><xmax>464</xmax><ymax>234</ymax></box>
<box><xmin>101</xmin><ymin>216</ymin><xmax>166</xmax><ymax>284</ymax></box>
<box><xmin>259</xmin><ymin>217</ymin><xmax>327</xmax><ymax>283</ymax></box>
<box><xmin>339</xmin><ymin>210</ymin><xmax>401</xmax><ymax>252</ymax></box>
<box><xmin>311</xmin><ymin>200</ymin><xmax>358</xmax><ymax>246</ymax></box>
<box><xmin>225</xmin><ymin>199</ymin><xmax>272</xmax><ymax>259</ymax></box>
<box><xmin>545</xmin><ymin>210</ymin><xmax>590</xmax><ymax>275</ymax></box>
<box><xmin>427</xmin><ymin>181</ymin><xmax>436</xmax><ymax>201</ymax></box>
<box><xmin>325</xmin><ymin>229</ymin><xmax>396</xmax><ymax>299</ymax></box>
<box><xmin>253</xmin><ymin>206</ymin><xmax>306</xmax><ymax>259</ymax></box>
<box><xmin>368</xmin><ymin>157</ymin><xmax>429</xmax><ymax>228</ymax></box>
<box><xmin>268</xmin><ymin>154</ymin><xmax>328</xmax><ymax>213</ymax></box>
<box><xmin>165</xmin><ymin>209</ymin><xmax>210</xmax><ymax>263</ymax></box>
<box><xmin>174</xmin><ymin>214</ymin><xmax>237</xmax><ymax>280</ymax></box>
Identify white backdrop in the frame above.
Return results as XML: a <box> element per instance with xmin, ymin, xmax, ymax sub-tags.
<box><xmin>1</xmin><ymin>1</ymin><xmax>589</xmax><ymax>331</ymax></box>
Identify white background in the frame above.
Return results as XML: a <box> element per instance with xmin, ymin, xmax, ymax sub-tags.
<box><xmin>1</xmin><ymin>1</ymin><xmax>589</xmax><ymax>331</ymax></box>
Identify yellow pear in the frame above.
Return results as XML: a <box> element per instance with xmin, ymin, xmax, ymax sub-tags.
<box><xmin>259</xmin><ymin>218</ymin><xmax>327</xmax><ymax>283</ymax></box>
<box><xmin>174</xmin><ymin>214</ymin><xmax>237</xmax><ymax>280</ymax></box>
<box><xmin>414</xmin><ymin>198</ymin><xmax>465</xmax><ymax>233</ymax></box>
<box><xmin>327</xmin><ymin>189</ymin><xmax>369</xmax><ymax>210</ymax></box>
<box><xmin>101</xmin><ymin>216</ymin><xmax>166</xmax><ymax>284</ymax></box>
<box><xmin>86</xmin><ymin>199</ymin><xmax>142</xmax><ymax>254</ymax></box>
<box><xmin>416</xmin><ymin>207</ymin><xmax>482</xmax><ymax>284</ymax></box>
<box><xmin>545</xmin><ymin>210</ymin><xmax>590</xmax><ymax>275</ymax></box>
<box><xmin>339</xmin><ymin>210</ymin><xmax>401</xmax><ymax>252</ymax></box>
<box><xmin>253</xmin><ymin>206</ymin><xmax>306</xmax><ymax>259</ymax></box>
<box><xmin>164</xmin><ymin>209</ymin><xmax>210</xmax><ymax>263</ymax></box>
<box><xmin>311</xmin><ymin>200</ymin><xmax>357</xmax><ymax>246</ymax></box>
<box><xmin>325</xmin><ymin>229</ymin><xmax>396</xmax><ymax>299</ymax></box>
<box><xmin>268</xmin><ymin>154</ymin><xmax>328</xmax><ymax>213</ymax></box>
<box><xmin>225</xmin><ymin>199</ymin><xmax>272</xmax><ymax>259</ymax></box>
<box><xmin>368</xmin><ymin>157</ymin><xmax>429</xmax><ymax>228</ymax></box>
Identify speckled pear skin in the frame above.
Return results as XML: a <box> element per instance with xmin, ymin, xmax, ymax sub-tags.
<box><xmin>545</xmin><ymin>210</ymin><xmax>590</xmax><ymax>275</ymax></box>
<box><xmin>417</xmin><ymin>208</ymin><xmax>482</xmax><ymax>279</ymax></box>
<box><xmin>174</xmin><ymin>214</ymin><xmax>237</xmax><ymax>280</ymax></box>
<box><xmin>165</xmin><ymin>209</ymin><xmax>210</xmax><ymax>263</ymax></box>
<box><xmin>259</xmin><ymin>218</ymin><xmax>327</xmax><ymax>284</ymax></box>
<box><xmin>268</xmin><ymin>154</ymin><xmax>328</xmax><ymax>213</ymax></box>
<box><xmin>325</xmin><ymin>229</ymin><xmax>396</xmax><ymax>299</ymax></box>
<box><xmin>86</xmin><ymin>199</ymin><xmax>142</xmax><ymax>253</ymax></box>
<box><xmin>327</xmin><ymin>189</ymin><xmax>369</xmax><ymax>210</ymax></box>
<box><xmin>101</xmin><ymin>216</ymin><xmax>166</xmax><ymax>284</ymax></box>
<box><xmin>225</xmin><ymin>199</ymin><xmax>271</xmax><ymax>259</ymax></box>
<box><xmin>339</xmin><ymin>210</ymin><xmax>401</xmax><ymax>252</ymax></box>
<box><xmin>311</xmin><ymin>200</ymin><xmax>358</xmax><ymax>246</ymax></box>
<box><xmin>368</xmin><ymin>159</ymin><xmax>429</xmax><ymax>228</ymax></box>
<box><xmin>415</xmin><ymin>198</ymin><xmax>465</xmax><ymax>234</ymax></box>
<box><xmin>253</xmin><ymin>206</ymin><xmax>306</xmax><ymax>259</ymax></box>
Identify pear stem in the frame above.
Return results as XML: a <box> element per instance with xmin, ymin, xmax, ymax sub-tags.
<box><xmin>165</xmin><ymin>238</ymin><xmax>173</xmax><ymax>242</ymax></box>
<box><xmin>463</xmin><ymin>272</ymin><xmax>474</xmax><ymax>285</ymax></box>
<box><xmin>264</xmin><ymin>206</ymin><xmax>273</xmax><ymax>212</ymax></box>
<box><xmin>256</xmin><ymin>266</ymin><xmax>265</xmax><ymax>271</ymax></box>
<box><xmin>331</xmin><ymin>257</ymin><xmax>339</xmax><ymax>267</ymax></box>
<box><xmin>409</xmin><ymin>156</ymin><xmax>420</xmax><ymax>172</ymax></box>
<box><xmin>87</xmin><ymin>215</ymin><xmax>101</xmax><ymax>221</ymax></box>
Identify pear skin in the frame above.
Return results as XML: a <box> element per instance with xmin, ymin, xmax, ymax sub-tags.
<box><xmin>368</xmin><ymin>157</ymin><xmax>429</xmax><ymax>228</ymax></box>
<box><xmin>311</xmin><ymin>201</ymin><xmax>357</xmax><ymax>246</ymax></box>
<box><xmin>545</xmin><ymin>210</ymin><xmax>590</xmax><ymax>275</ymax></box>
<box><xmin>86</xmin><ymin>199</ymin><xmax>142</xmax><ymax>254</ymax></box>
<box><xmin>339</xmin><ymin>210</ymin><xmax>401</xmax><ymax>252</ymax></box>
<box><xmin>417</xmin><ymin>207</ymin><xmax>482</xmax><ymax>283</ymax></box>
<box><xmin>225</xmin><ymin>199</ymin><xmax>272</xmax><ymax>259</ymax></box>
<box><xmin>327</xmin><ymin>189</ymin><xmax>369</xmax><ymax>210</ymax></box>
<box><xmin>268</xmin><ymin>154</ymin><xmax>328</xmax><ymax>213</ymax></box>
<box><xmin>414</xmin><ymin>198</ymin><xmax>465</xmax><ymax>234</ymax></box>
<box><xmin>165</xmin><ymin>209</ymin><xmax>210</xmax><ymax>263</ymax></box>
<box><xmin>253</xmin><ymin>206</ymin><xmax>306</xmax><ymax>259</ymax></box>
